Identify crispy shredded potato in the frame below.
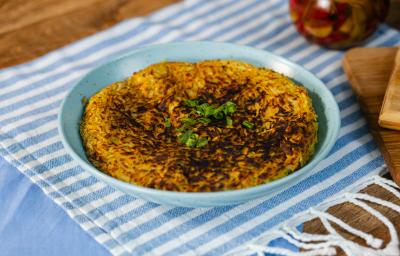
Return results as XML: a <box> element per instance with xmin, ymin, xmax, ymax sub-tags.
<box><xmin>80</xmin><ymin>60</ymin><xmax>318</xmax><ymax>192</ymax></box>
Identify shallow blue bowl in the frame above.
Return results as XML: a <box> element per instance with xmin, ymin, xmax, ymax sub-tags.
<box><xmin>58</xmin><ymin>41</ymin><xmax>340</xmax><ymax>208</ymax></box>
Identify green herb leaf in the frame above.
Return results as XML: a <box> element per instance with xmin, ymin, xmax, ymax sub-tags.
<box><xmin>184</xmin><ymin>100</ymin><xmax>199</xmax><ymax>108</ymax></box>
<box><xmin>164</xmin><ymin>117</ymin><xmax>171</xmax><ymax>128</ymax></box>
<box><xmin>196</xmin><ymin>137</ymin><xmax>208</xmax><ymax>148</ymax></box>
<box><xmin>176</xmin><ymin>126</ymin><xmax>186</xmax><ymax>133</ymax></box>
<box><xmin>196</xmin><ymin>103</ymin><xmax>215</xmax><ymax>117</ymax></box>
<box><xmin>198</xmin><ymin>117</ymin><xmax>211</xmax><ymax>124</ymax></box>
<box><xmin>195</xmin><ymin>105</ymin><xmax>205</xmax><ymax>116</ymax></box>
<box><xmin>183</xmin><ymin>118</ymin><xmax>197</xmax><ymax>127</ymax></box>
<box><xmin>178</xmin><ymin>130</ymin><xmax>193</xmax><ymax>143</ymax></box>
<box><xmin>213</xmin><ymin>108</ymin><xmax>224</xmax><ymax>119</ymax></box>
<box><xmin>204</xmin><ymin>104</ymin><xmax>216</xmax><ymax>117</ymax></box>
<box><xmin>185</xmin><ymin>133</ymin><xmax>199</xmax><ymax>148</ymax></box>
<box><xmin>226</xmin><ymin>116</ymin><xmax>233</xmax><ymax>126</ymax></box>
<box><xmin>242</xmin><ymin>121</ymin><xmax>255</xmax><ymax>129</ymax></box>
<box><xmin>223</xmin><ymin>101</ymin><xmax>237</xmax><ymax>115</ymax></box>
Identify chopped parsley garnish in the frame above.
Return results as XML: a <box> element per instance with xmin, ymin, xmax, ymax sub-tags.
<box><xmin>176</xmin><ymin>99</ymin><xmax>238</xmax><ymax>148</ymax></box>
<box><xmin>182</xmin><ymin>117</ymin><xmax>197</xmax><ymax>126</ymax></box>
<box><xmin>196</xmin><ymin>103</ymin><xmax>215</xmax><ymax>117</ymax></box>
<box><xmin>223</xmin><ymin>101</ymin><xmax>236</xmax><ymax>115</ymax></box>
<box><xmin>177</xmin><ymin>130</ymin><xmax>208</xmax><ymax>148</ymax></box>
<box><xmin>185</xmin><ymin>133</ymin><xmax>199</xmax><ymax>148</ymax></box>
<box><xmin>176</xmin><ymin>118</ymin><xmax>196</xmax><ymax>132</ymax></box>
<box><xmin>164</xmin><ymin>117</ymin><xmax>171</xmax><ymax>128</ymax></box>
<box><xmin>212</xmin><ymin>107</ymin><xmax>224</xmax><ymax>119</ymax></box>
<box><xmin>226</xmin><ymin>116</ymin><xmax>233</xmax><ymax>126</ymax></box>
<box><xmin>185</xmin><ymin>100</ymin><xmax>236</xmax><ymax>119</ymax></box>
<box><xmin>196</xmin><ymin>137</ymin><xmax>208</xmax><ymax>148</ymax></box>
<box><xmin>198</xmin><ymin>117</ymin><xmax>211</xmax><ymax>124</ymax></box>
<box><xmin>184</xmin><ymin>99</ymin><xmax>200</xmax><ymax>107</ymax></box>
<box><xmin>242</xmin><ymin>121</ymin><xmax>255</xmax><ymax>129</ymax></box>
<box><xmin>178</xmin><ymin>130</ymin><xmax>193</xmax><ymax>144</ymax></box>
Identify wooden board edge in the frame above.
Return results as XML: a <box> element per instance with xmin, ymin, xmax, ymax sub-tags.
<box><xmin>342</xmin><ymin>48</ymin><xmax>400</xmax><ymax>185</ymax></box>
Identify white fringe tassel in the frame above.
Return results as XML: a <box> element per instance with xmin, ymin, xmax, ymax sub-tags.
<box><xmin>229</xmin><ymin>175</ymin><xmax>400</xmax><ymax>256</ymax></box>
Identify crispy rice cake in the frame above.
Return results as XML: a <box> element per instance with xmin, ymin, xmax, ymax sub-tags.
<box><xmin>80</xmin><ymin>60</ymin><xmax>318</xmax><ymax>192</ymax></box>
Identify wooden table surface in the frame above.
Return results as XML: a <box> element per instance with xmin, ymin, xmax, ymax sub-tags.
<box><xmin>1</xmin><ymin>1</ymin><xmax>399</xmax><ymax>255</ymax></box>
<box><xmin>0</xmin><ymin>0</ymin><xmax>179</xmax><ymax>68</ymax></box>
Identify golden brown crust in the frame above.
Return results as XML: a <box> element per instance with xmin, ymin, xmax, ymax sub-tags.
<box><xmin>80</xmin><ymin>60</ymin><xmax>318</xmax><ymax>192</ymax></box>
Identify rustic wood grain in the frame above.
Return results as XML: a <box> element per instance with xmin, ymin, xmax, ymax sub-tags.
<box><xmin>0</xmin><ymin>0</ymin><xmax>102</xmax><ymax>35</ymax></box>
<box><xmin>343</xmin><ymin>47</ymin><xmax>400</xmax><ymax>184</ymax></box>
<box><xmin>0</xmin><ymin>0</ymin><xmax>179</xmax><ymax>68</ymax></box>
<box><xmin>379</xmin><ymin>48</ymin><xmax>400</xmax><ymax>130</ymax></box>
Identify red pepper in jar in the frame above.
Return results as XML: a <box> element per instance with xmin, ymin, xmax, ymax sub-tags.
<box><xmin>289</xmin><ymin>0</ymin><xmax>390</xmax><ymax>49</ymax></box>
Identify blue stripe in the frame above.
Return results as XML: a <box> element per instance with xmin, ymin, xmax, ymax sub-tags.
<box><xmin>0</xmin><ymin>99</ymin><xmax>61</xmax><ymax>127</ymax></box>
<box><xmin>78</xmin><ymin>195</ymin><xmax>139</xmax><ymax>223</ymax></box>
<box><xmin>70</xmin><ymin>186</ymin><xmax>115</xmax><ymax>207</ymax></box>
<box><xmin>53</xmin><ymin>176</ymin><xmax>98</xmax><ymax>197</ymax></box>
<box><xmin>0</xmin><ymin>114</ymin><xmax>57</xmax><ymax>139</ymax></box>
<box><xmin>260</xmin><ymin>27</ymin><xmax>300</xmax><ymax>52</ymax></box>
<box><xmin>0</xmin><ymin>83</ymin><xmax>71</xmax><ymax>115</ymax></box>
<box><xmin>19</xmin><ymin>142</ymin><xmax>63</xmax><ymax>164</ymax></box>
<box><xmin>159</xmin><ymin>0</ymin><xmax>223</xmax><ymax>25</ymax></box>
<box><xmin>44</xmin><ymin>166</ymin><xmax>84</xmax><ymax>185</ymax></box>
<box><xmin>331</xmin><ymin>82</ymin><xmax>349</xmax><ymax>95</ymax></box>
<box><xmin>0</xmin><ymin>69</ymin><xmax>88</xmax><ymax>101</ymax></box>
<box><xmin>338</xmin><ymin>95</ymin><xmax>357</xmax><ymax>111</ymax></box>
<box><xmin>110</xmin><ymin>207</ymin><xmax>195</xmax><ymax>247</ymax></box>
<box><xmin>230</xmin><ymin>14</ymin><xmax>295</xmax><ymax>50</ymax></box>
<box><xmin>101</xmin><ymin>202</ymin><xmax>159</xmax><ymax>232</ymax></box>
<box><xmin>127</xmin><ymin>206</ymin><xmax>233</xmax><ymax>253</ymax></box>
<box><xmin>31</xmin><ymin>154</ymin><xmax>73</xmax><ymax>174</ymax></box>
<box><xmin>4</xmin><ymin>128</ymin><xmax>58</xmax><ymax>154</ymax></box>
<box><xmin>341</xmin><ymin>111</ymin><xmax>363</xmax><ymax>128</ymax></box>
<box><xmin>84</xmin><ymin>225</ymin><xmax>108</xmax><ymax>237</ymax></box>
<box><xmin>332</xmin><ymin>125</ymin><xmax>368</xmax><ymax>153</ymax></box>
<box><xmin>298</xmin><ymin>48</ymin><xmax>339</xmax><ymax>68</ymax></box>
<box><xmin>61</xmin><ymin>201</ymin><xmax>76</xmax><ymax>211</ymax></box>
<box><xmin>199</xmin><ymin>1</ymin><xmax>283</xmax><ymax>40</ymax></box>
<box><xmin>309</xmin><ymin>53</ymin><xmax>342</xmax><ymax>74</ymax></box>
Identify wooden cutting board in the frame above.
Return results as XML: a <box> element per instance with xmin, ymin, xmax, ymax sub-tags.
<box><xmin>343</xmin><ymin>47</ymin><xmax>400</xmax><ymax>184</ymax></box>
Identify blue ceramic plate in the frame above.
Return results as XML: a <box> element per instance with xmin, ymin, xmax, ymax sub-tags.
<box><xmin>58</xmin><ymin>41</ymin><xmax>340</xmax><ymax>207</ymax></box>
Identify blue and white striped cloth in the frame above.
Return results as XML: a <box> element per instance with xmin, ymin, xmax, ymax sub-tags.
<box><xmin>0</xmin><ymin>0</ymin><xmax>398</xmax><ymax>255</ymax></box>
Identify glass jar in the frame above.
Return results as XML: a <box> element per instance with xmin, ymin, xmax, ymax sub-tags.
<box><xmin>289</xmin><ymin>0</ymin><xmax>390</xmax><ymax>49</ymax></box>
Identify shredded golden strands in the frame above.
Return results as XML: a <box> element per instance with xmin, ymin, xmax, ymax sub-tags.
<box><xmin>80</xmin><ymin>60</ymin><xmax>318</xmax><ymax>192</ymax></box>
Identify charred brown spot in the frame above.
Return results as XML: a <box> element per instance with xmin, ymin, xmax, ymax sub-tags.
<box><xmin>80</xmin><ymin>60</ymin><xmax>318</xmax><ymax>192</ymax></box>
